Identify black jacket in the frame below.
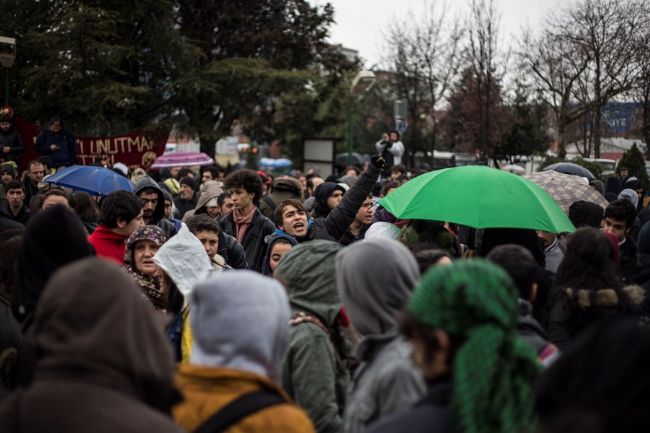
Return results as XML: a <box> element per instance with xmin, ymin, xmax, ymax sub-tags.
<box><xmin>619</xmin><ymin>236</ymin><xmax>639</xmax><ymax>283</ymax></box>
<box><xmin>547</xmin><ymin>285</ymin><xmax>644</xmax><ymax>351</ymax></box>
<box><xmin>219</xmin><ymin>208</ymin><xmax>274</xmax><ymax>273</ymax></box>
<box><xmin>309</xmin><ymin>163</ymin><xmax>381</xmax><ymax>243</ymax></box>
<box><xmin>173</xmin><ymin>195</ymin><xmax>198</xmax><ymax>219</ymax></box>
<box><xmin>0</xmin><ymin>128</ymin><xmax>24</xmax><ymax>163</ymax></box>
<box><xmin>217</xmin><ymin>230</ymin><xmax>248</xmax><ymax>270</ymax></box>
<box><xmin>35</xmin><ymin>128</ymin><xmax>77</xmax><ymax>168</ymax></box>
<box><xmin>134</xmin><ymin>176</ymin><xmax>178</xmax><ymax>239</ymax></box>
<box><xmin>367</xmin><ymin>380</ymin><xmax>451</xmax><ymax>433</ymax></box>
<box><xmin>0</xmin><ymin>201</ymin><xmax>30</xmax><ymax>225</ymax></box>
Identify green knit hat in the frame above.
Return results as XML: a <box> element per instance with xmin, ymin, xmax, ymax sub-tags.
<box><xmin>408</xmin><ymin>259</ymin><xmax>538</xmax><ymax>433</ymax></box>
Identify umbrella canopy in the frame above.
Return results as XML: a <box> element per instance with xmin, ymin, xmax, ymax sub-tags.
<box><xmin>543</xmin><ymin>162</ymin><xmax>595</xmax><ymax>181</ymax></box>
<box><xmin>44</xmin><ymin>165</ymin><xmax>133</xmax><ymax>196</ymax></box>
<box><xmin>151</xmin><ymin>152</ymin><xmax>214</xmax><ymax>168</ymax></box>
<box><xmin>526</xmin><ymin>171</ymin><xmax>609</xmax><ymax>213</ymax></box>
<box><xmin>380</xmin><ymin>165</ymin><xmax>575</xmax><ymax>233</ymax></box>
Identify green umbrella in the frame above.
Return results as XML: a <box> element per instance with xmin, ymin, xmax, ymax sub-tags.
<box><xmin>380</xmin><ymin>165</ymin><xmax>575</xmax><ymax>233</ymax></box>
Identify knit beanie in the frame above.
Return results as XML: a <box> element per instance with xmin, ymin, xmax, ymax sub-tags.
<box><xmin>179</xmin><ymin>176</ymin><xmax>196</xmax><ymax>191</ymax></box>
<box><xmin>407</xmin><ymin>259</ymin><xmax>538</xmax><ymax>433</ymax></box>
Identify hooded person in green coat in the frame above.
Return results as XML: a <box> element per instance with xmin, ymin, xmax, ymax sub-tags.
<box><xmin>275</xmin><ymin>240</ymin><xmax>348</xmax><ymax>433</ymax></box>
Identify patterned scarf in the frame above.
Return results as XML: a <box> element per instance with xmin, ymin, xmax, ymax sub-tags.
<box><xmin>123</xmin><ymin>265</ymin><xmax>166</xmax><ymax>311</ymax></box>
<box><xmin>233</xmin><ymin>206</ymin><xmax>256</xmax><ymax>243</ymax></box>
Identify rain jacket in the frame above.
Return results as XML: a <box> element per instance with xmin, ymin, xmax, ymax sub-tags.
<box><xmin>0</xmin><ymin>258</ymin><xmax>183</xmax><ymax>433</ymax></box>
<box><xmin>173</xmin><ymin>271</ymin><xmax>315</xmax><ymax>433</ymax></box>
<box><xmin>181</xmin><ymin>180</ymin><xmax>224</xmax><ymax>223</ymax></box>
<box><xmin>275</xmin><ymin>240</ymin><xmax>349</xmax><ymax>433</ymax></box>
<box><xmin>154</xmin><ymin>224</ymin><xmax>214</xmax><ymax>362</ymax></box>
<box><xmin>219</xmin><ymin>207</ymin><xmax>275</xmax><ymax>273</ymax></box>
<box><xmin>134</xmin><ymin>176</ymin><xmax>178</xmax><ymax>239</ymax></box>
<box><xmin>34</xmin><ymin>127</ymin><xmax>77</xmax><ymax>168</ymax></box>
<box><xmin>336</xmin><ymin>240</ymin><xmax>425</xmax><ymax>433</ymax></box>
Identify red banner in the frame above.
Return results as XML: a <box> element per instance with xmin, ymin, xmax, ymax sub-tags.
<box><xmin>13</xmin><ymin>117</ymin><xmax>167</xmax><ymax>171</ymax></box>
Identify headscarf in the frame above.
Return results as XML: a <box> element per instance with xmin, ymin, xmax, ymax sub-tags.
<box><xmin>12</xmin><ymin>206</ymin><xmax>95</xmax><ymax>324</ymax></box>
<box><xmin>407</xmin><ymin>259</ymin><xmax>538</xmax><ymax>433</ymax></box>
<box><xmin>123</xmin><ymin>225</ymin><xmax>167</xmax><ymax>310</ymax></box>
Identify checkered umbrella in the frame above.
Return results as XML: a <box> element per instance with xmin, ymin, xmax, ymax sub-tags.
<box><xmin>526</xmin><ymin>171</ymin><xmax>608</xmax><ymax>213</ymax></box>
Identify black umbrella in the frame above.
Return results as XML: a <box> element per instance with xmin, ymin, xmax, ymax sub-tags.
<box><xmin>543</xmin><ymin>162</ymin><xmax>595</xmax><ymax>181</ymax></box>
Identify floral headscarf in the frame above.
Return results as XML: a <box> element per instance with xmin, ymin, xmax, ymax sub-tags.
<box><xmin>123</xmin><ymin>225</ymin><xmax>167</xmax><ymax>310</ymax></box>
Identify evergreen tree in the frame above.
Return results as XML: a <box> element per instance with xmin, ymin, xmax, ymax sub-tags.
<box><xmin>501</xmin><ymin>83</ymin><xmax>549</xmax><ymax>160</ymax></box>
<box><xmin>617</xmin><ymin>142</ymin><xmax>648</xmax><ymax>187</ymax></box>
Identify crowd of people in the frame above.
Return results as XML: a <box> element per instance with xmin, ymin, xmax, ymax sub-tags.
<box><xmin>0</xmin><ymin>128</ymin><xmax>649</xmax><ymax>433</ymax></box>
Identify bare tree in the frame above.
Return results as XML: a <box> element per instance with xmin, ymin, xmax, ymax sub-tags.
<box><xmin>465</xmin><ymin>0</ymin><xmax>506</xmax><ymax>157</ymax></box>
<box><xmin>521</xmin><ymin>27</ymin><xmax>591</xmax><ymax>158</ymax></box>
<box><xmin>384</xmin><ymin>0</ymin><xmax>463</xmax><ymax>165</ymax></box>
<box><xmin>568</xmin><ymin>0</ymin><xmax>649</xmax><ymax>157</ymax></box>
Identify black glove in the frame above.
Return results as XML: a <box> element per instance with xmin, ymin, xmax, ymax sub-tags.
<box><xmin>382</xmin><ymin>140</ymin><xmax>393</xmax><ymax>149</ymax></box>
<box><xmin>371</xmin><ymin>156</ymin><xmax>385</xmax><ymax>170</ymax></box>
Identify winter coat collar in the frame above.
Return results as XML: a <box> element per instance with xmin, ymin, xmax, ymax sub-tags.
<box><xmin>562</xmin><ymin>286</ymin><xmax>644</xmax><ymax>308</ymax></box>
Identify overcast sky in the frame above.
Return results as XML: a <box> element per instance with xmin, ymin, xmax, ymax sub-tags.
<box><xmin>308</xmin><ymin>0</ymin><xmax>571</xmax><ymax>67</ymax></box>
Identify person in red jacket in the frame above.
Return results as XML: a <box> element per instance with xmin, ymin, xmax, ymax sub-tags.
<box><xmin>89</xmin><ymin>191</ymin><xmax>144</xmax><ymax>264</ymax></box>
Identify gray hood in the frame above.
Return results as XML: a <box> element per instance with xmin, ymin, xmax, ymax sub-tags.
<box><xmin>336</xmin><ymin>239</ymin><xmax>420</xmax><ymax>336</ymax></box>
<box><xmin>134</xmin><ymin>175</ymin><xmax>166</xmax><ymax>223</ymax></box>
<box><xmin>190</xmin><ymin>270</ymin><xmax>290</xmax><ymax>383</ymax></box>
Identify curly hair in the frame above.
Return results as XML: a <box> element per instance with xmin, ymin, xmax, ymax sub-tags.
<box><xmin>223</xmin><ymin>169</ymin><xmax>263</xmax><ymax>206</ymax></box>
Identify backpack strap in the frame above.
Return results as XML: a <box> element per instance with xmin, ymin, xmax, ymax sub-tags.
<box><xmin>193</xmin><ymin>389</ymin><xmax>285</xmax><ymax>433</ymax></box>
<box><xmin>289</xmin><ymin>312</ymin><xmax>330</xmax><ymax>336</ymax></box>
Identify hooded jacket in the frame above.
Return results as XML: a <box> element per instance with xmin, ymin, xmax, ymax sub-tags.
<box><xmin>262</xmin><ymin>232</ymin><xmax>298</xmax><ymax>276</ymax></box>
<box><xmin>336</xmin><ymin>240</ymin><xmax>425</xmax><ymax>433</ymax></box>
<box><xmin>13</xmin><ymin>206</ymin><xmax>95</xmax><ymax>327</ymax></box>
<box><xmin>134</xmin><ymin>176</ymin><xmax>178</xmax><ymax>239</ymax></box>
<box><xmin>0</xmin><ymin>258</ymin><xmax>183</xmax><ymax>433</ymax></box>
<box><xmin>275</xmin><ymin>240</ymin><xmax>348</xmax><ymax>433</ymax></box>
<box><xmin>181</xmin><ymin>180</ymin><xmax>224</xmax><ymax>223</ymax></box>
<box><xmin>219</xmin><ymin>207</ymin><xmax>275</xmax><ymax>273</ymax></box>
<box><xmin>174</xmin><ymin>271</ymin><xmax>315</xmax><ymax>433</ymax></box>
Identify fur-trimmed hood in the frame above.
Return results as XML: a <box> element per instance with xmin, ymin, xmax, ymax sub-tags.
<box><xmin>563</xmin><ymin>285</ymin><xmax>645</xmax><ymax>308</ymax></box>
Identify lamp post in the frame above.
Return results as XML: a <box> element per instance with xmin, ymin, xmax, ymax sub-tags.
<box><xmin>0</xmin><ymin>36</ymin><xmax>17</xmax><ymax>105</ymax></box>
<box><xmin>347</xmin><ymin>70</ymin><xmax>376</xmax><ymax>166</ymax></box>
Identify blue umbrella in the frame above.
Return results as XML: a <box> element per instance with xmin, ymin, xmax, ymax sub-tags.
<box><xmin>44</xmin><ymin>165</ymin><xmax>133</xmax><ymax>196</ymax></box>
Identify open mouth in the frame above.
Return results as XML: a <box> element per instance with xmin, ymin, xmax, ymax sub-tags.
<box><xmin>293</xmin><ymin>222</ymin><xmax>305</xmax><ymax>230</ymax></box>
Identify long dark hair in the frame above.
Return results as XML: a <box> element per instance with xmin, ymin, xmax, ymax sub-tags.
<box><xmin>554</xmin><ymin>227</ymin><xmax>622</xmax><ymax>292</ymax></box>
<box><xmin>72</xmin><ymin>191</ymin><xmax>100</xmax><ymax>222</ymax></box>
